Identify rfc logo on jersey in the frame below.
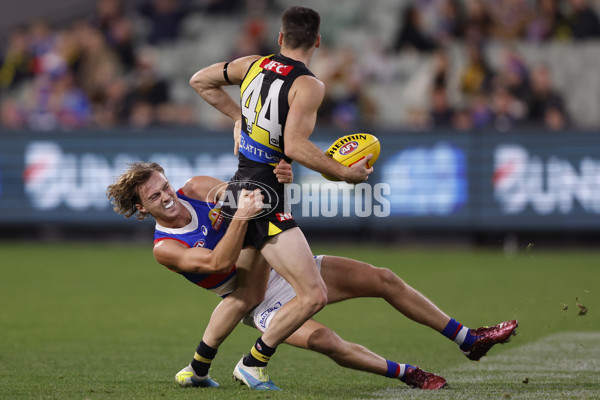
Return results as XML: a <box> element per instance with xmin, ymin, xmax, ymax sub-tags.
<box><xmin>339</xmin><ymin>141</ymin><xmax>359</xmax><ymax>155</ymax></box>
<box><xmin>208</xmin><ymin>208</ymin><xmax>224</xmax><ymax>231</ymax></box>
<box><xmin>194</xmin><ymin>239</ymin><xmax>206</xmax><ymax>248</ymax></box>
<box><xmin>276</xmin><ymin>212</ymin><xmax>293</xmax><ymax>222</ymax></box>
<box><xmin>260</xmin><ymin>58</ymin><xmax>293</xmax><ymax>76</ymax></box>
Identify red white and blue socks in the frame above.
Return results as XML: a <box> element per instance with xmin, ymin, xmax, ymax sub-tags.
<box><xmin>385</xmin><ymin>360</ymin><xmax>414</xmax><ymax>381</ymax></box>
<box><xmin>441</xmin><ymin>318</ymin><xmax>477</xmax><ymax>352</ymax></box>
<box><xmin>384</xmin><ymin>318</ymin><xmax>475</xmax><ymax>381</ymax></box>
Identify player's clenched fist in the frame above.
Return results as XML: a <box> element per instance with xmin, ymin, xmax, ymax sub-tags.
<box><xmin>273</xmin><ymin>159</ymin><xmax>294</xmax><ymax>183</ymax></box>
<box><xmin>234</xmin><ymin>189</ymin><xmax>264</xmax><ymax>220</ymax></box>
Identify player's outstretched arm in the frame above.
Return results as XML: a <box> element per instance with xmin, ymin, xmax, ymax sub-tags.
<box><xmin>182</xmin><ymin>164</ymin><xmax>292</xmax><ymax>205</ymax></box>
<box><xmin>284</xmin><ymin>76</ymin><xmax>373</xmax><ymax>184</ymax></box>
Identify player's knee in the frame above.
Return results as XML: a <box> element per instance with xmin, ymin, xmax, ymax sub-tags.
<box><xmin>312</xmin><ymin>285</ymin><xmax>329</xmax><ymax>311</ymax></box>
<box><xmin>298</xmin><ymin>286</ymin><xmax>328</xmax><ymax>314</ymax></box>
<box><xmin>232</xmin><ymin>298</ymin><xmax>256</xmax><ymax>315</ymax></box>
<box><xmin>232</xmin><ymin>290</ymin><xmax>264</xmax><ymax>314</ymax></box>
<box><xmin>246</xmin><ymin>290</ymin><xmax>265</xmax><ymax>309</ymax></box>
<box><xmin>376</xmin><ymin>267</ymin><xmax>405</xmax><ymax>293</ymax></box>
<box><xmin>306</xmin><ymin>327</ymin><xmax>343</xmax><ymax>355</ymax></box>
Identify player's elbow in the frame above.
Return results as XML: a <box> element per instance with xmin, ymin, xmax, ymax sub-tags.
<box><xmin>211</xmin><ymin>262</ymin><xmax>234</xmax><ymax>274</ymax></box>
<box><xmin>283</xmin><ymin>144</ymin><xmax>298</xmax><ymax>161</ymax></box>
<box><xmin>189</xmin><ymin>69</ymin><xmax>209</xmax><ymax>92</ymax></box>
<box><xmin>189</xmin><ymin>72</ymin><xmax>199</xmax><ymax>89</ymax></box>
<box><xmin>198</xmin><ymin>259</ymin><xmax>234</xmax><ymax>274</ymax></box>
<box><xmin>283</xmin><ymin>134</ymin><xmax>305</xmax><ymax>160</ymax></box>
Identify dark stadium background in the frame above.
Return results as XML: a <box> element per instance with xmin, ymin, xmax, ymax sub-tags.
<box><xmin>1</xmin><ymin>0</ymin><xmax>600</xmax><ymax>249</ymax></box>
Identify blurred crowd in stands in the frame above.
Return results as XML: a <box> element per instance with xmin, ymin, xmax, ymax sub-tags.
<box><xmin>1</xmin><ymin>0</ymin><xmax>599</xmax><ymax>132</ymax></box>
<box><xmin>390</xmin><ymin>0</ymin><xmax>600</xmax><ymax>132</ymax></box>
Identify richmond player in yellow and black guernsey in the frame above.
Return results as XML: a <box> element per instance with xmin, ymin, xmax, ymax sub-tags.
<box><xmin>228</xmin><ymin>53</ymin><xmax>316</xmax><ymax>248</ymax></box>
<box><xmin>189</xmin><ymin>6</ymin><xmax>373</xmax><ymax>390</ymax></box>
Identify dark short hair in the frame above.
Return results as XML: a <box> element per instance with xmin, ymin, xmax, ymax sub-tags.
<box><xmin>281</xmin><ymin>6</ymin><xmax>320</xmax><ymax>50</ymax></box>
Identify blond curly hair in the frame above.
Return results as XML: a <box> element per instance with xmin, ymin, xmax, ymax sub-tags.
<box><xmin>107</xmin><ymin>162</ymin><xmax>165</xmax><ymax>220</ymax></box>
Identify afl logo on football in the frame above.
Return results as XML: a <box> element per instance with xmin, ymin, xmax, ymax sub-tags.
<box><xmin>194</xmin><ymin>239</ymin><xmax>206</xmax><ymax>248</ymax></box>
<box><xmin>340</xmin><ymin>141</ymin><xmax>358</xmax><ymax>155</ymax></box>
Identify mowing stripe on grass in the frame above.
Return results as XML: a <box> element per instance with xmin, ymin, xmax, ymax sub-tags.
<box><xmin>371</xmin><ymin>331</ymin><xmax>600</xmax><ymax>399</ymax></box>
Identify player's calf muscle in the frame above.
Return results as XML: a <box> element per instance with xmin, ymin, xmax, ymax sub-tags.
<box><xmin>306</xmin><ymin>327</ymin><xmax>344</xmax><ymax>356</ymax></box>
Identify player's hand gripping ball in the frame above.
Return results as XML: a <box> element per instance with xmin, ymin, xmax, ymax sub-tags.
<box><xmin>322</xmin><ymin>133</ymin><xmax>380</xmax><ymax>181</ymax></box>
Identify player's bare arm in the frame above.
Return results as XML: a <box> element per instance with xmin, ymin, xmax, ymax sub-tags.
<box><xmin>189</xmin><ymin>55</ymin><xmax>260</xmax><ymax>122</ymax></box>
<box><xmin>181</xmin><ymin>175</ymin><xmax>226</xmax><ymax>203</ymax></box>
<box><xmin>190</xmin><ymin>55</ymin><xmax>260</xmax><ymax>155</ymax></box>
<box><xmin>284</xmin><ymin>76</ymin><xmax>373</xmax><ymax>184</ymax></box>
<box><xmin>153</xmin><ymin>159</ymin><xmax>292</xmax><ymax>273</ymax></box>
<box><xmin>182</xmin><ymin>161</ymin><xmax>294</xmax><ymax>203</ymax></box>
<box><xmin>153</xmin><ymin>189</ymin><xmax>263</xmax><ymax>274</ymax></box>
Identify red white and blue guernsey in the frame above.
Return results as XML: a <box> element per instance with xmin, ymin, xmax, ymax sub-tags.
<box><xmin>153</xmin><ymin>189</ymin><xmax>238</xmax><ymax>298</ymax></box>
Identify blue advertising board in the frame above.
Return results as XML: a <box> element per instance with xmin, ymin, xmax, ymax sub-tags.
<box><xmin>1</xmin><ymin>128</ymin><xmax>599</xmax><ymax>231</ymax></box>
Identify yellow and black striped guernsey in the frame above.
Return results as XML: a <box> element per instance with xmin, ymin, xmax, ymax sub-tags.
<box><xmin>238</xmin><ymin>53</ymin><xmax>315</xmax><ymax>166</ymax></box>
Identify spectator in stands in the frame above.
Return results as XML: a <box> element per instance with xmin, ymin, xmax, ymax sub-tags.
<box><xmin>406</xmin><ymin>107</ymin><xmax>430</xmax><ymax>131</ymax></box>
<box><xmin>469</xmin><ymin>91</ymin><xmax>493</xmax><ymax>129</ymax></box>
<box><xmin>392</xmin><ymin>5</ymin><xmax>438</xmax><ymax>53</ymax></box>
<box><xmin>90</xmin><ymin>0</ymin><xmax>136</xmax><ymax>69</ymax></box>
<box><xmin>321</xmin><ymin>48</ymin><xmax>377</xmax><ymax>130</ymax></box>
<box><xmin>526</xmin><ymin>0</ymin><xmax>571</xmax><ymax>42</ymax></box>
<box><xmin>123</xmin><ymin>47</ymin><xmax>170</xmax><ymax>123</ymax></box>
<box><xmin>452</xmin><ymin>107</ymin><xmax>474</xmax><ymax>131</ymax></box>
<box><xmin>567</xmin><ymin>0</ymin><xmax>600</xmax><ymax>40</ymax></box>
<box><xmin>489</xmin><ymin>84</ymin><xmax>526</xmax><ymax>132</ymax></box>
<box><xmin>28</xmin><ymin>20</ymin><xmax>55</xmax><ymax>73</ymax></box>
<box><xmin>92</xmin><ymin>0</ymin><xmax>125</xmax><ymax>35</ymax></box>
<box><xmin>51</xmin><ymin>70</ymin><xmax>92</xmax><ymax>129</ymax></box>
<box><xmin>544</xmin><ymin>105</ymin><xmax>568</xmax><ymax>130</ymax></box>
<box><xmin>105</xmin><ymin>16</ymin><xmax>136</xmax><ymax>70</ymax></box>
<box><xmin>459</xmin><ymin>42</ymin><xmax>494</xmax><ymax>97</ymax></box>
<box><xmin>75</xmin><ymin>22</ymin><xmax>123</xmax><ymax>105</ymax></box>
<box><xmin>0</xmin><ymin>26</ymin><xmax>34</xmax><ymax>91</ymax></box>
<box><xmin>463</xmin><ymin>0</ymin><xmax>493</xmax><ymax>43</ymax></box>
<box><xmin>524</xmin><ymin>64</ymin><xmax>569</xmax><ymax>127</ymax></box>
<box><xmin>430</xmin><ymin>49</ymin><xmax>452</xmax><ymax>91</ymax></box>
<box><xmin>488</xmin><ymin>0</ymin><xmax>534</xmax><ymax>40</ymax></box>
<box><xmin>22</xmin><ymin>68</ymin><xmax>91</xmax><ymax>131</ymax></box>
<box><xmin>495</xmin><ymin>45</ymin><xmax>530</xmax><ymax>101</ymax></box>
<box><xmin>0</xmin><ymin>98</ymin><xmax>26</xmax><ymax>129</ymax></box>
<box><xmin>129</xmin><ymin>100</ymin><xmax>155</xmax><ymax>128</ymax></box>
<box><xmin>229</xmin><ymin>17</ymin><xmax>274</xmax><ymax>59</ymax></box>
<box><xmin>138</xmin><ymin>0</ymin><xmax>191</xmax><ymax>45</ymax></box>
<box><xmin>91</xmin><ymin>77</ymin><xmax>129</xmax><ymax>127</ymax></box>
<box><xmin>435</xmin><ymin>0</ymin><xmax>466</xmax><ymax>44</ymax></box>
<box><xmin>47</xmin><ymin>29</ymin><xmax>82</xmax><ymax>80</ymax></box>
<box><xmin>429</xmin><ymin>84</ymin><xmax>454</xmax><ymax>128</ymax></box>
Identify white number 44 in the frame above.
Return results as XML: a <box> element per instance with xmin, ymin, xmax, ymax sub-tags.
<box><xmin>241</xmin><ymin>74</ymin><xmax>283</xmax><ymax>147</ymax></box>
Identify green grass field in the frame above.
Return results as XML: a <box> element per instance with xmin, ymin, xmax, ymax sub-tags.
<box><xmin>1</xmin><ymin>243</ymin><xmax>598</xmax><ymax>399</ymax></box>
